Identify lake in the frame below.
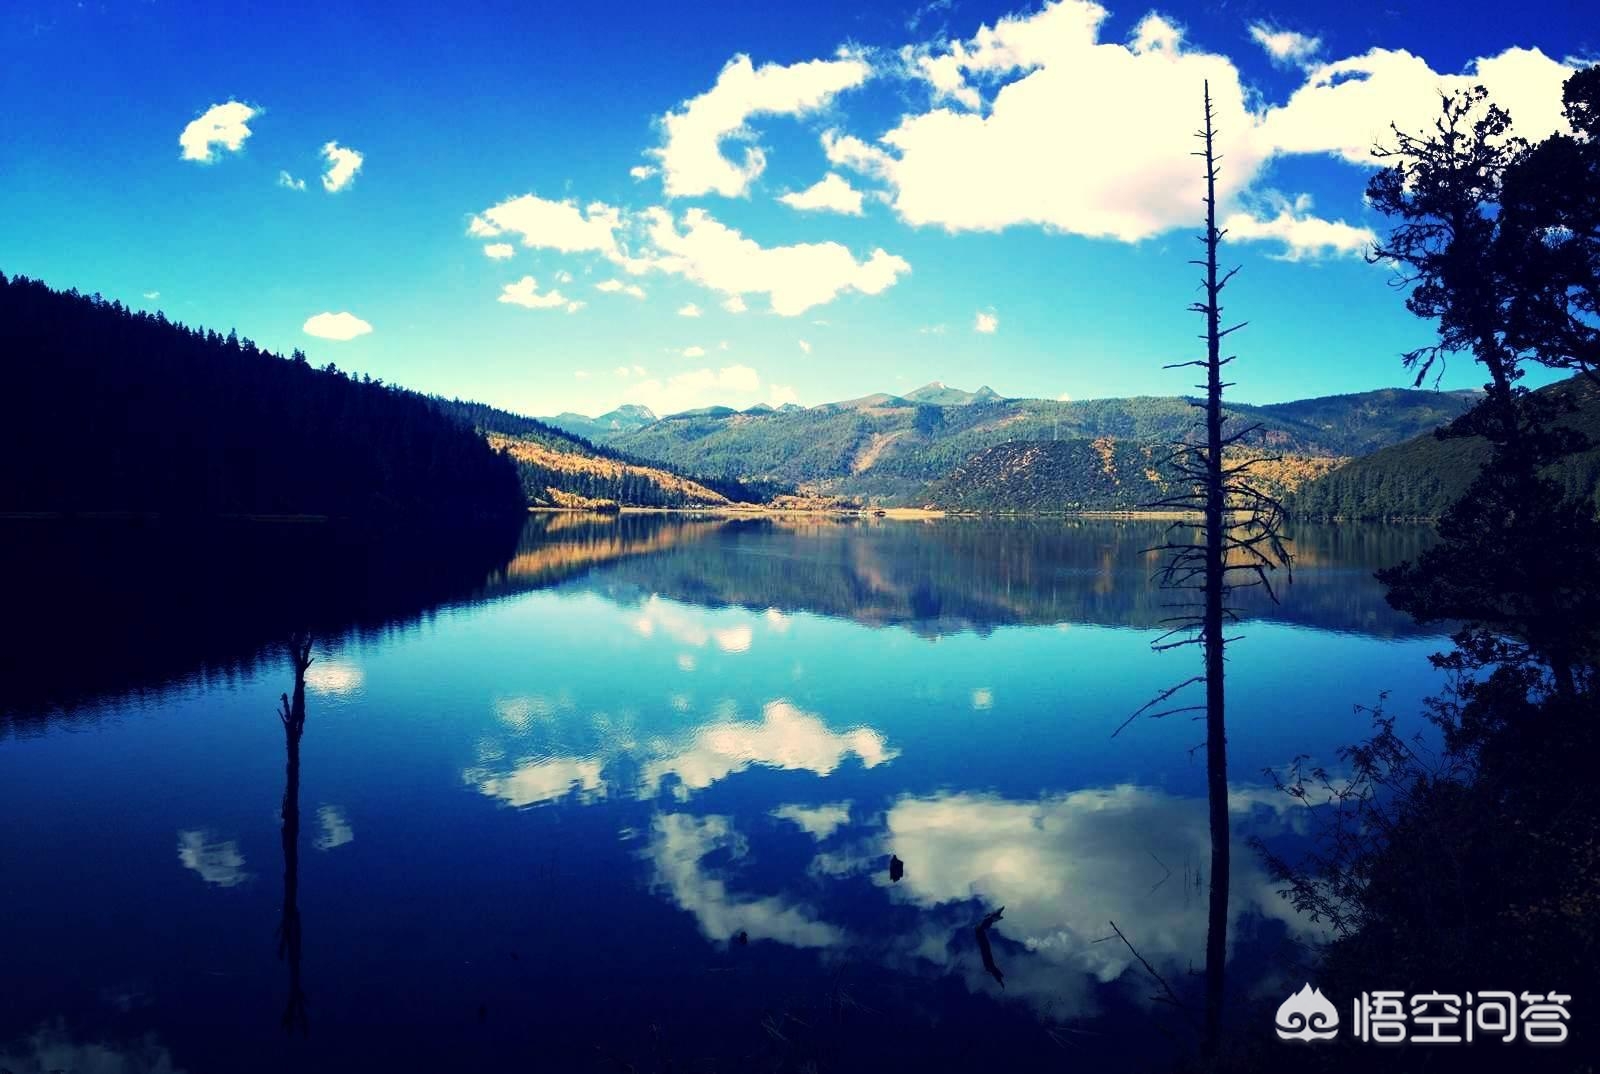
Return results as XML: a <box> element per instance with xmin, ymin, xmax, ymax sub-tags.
<box><xmin>0</xmin><ymin>514</ymin><xmax>1445</xmax><ymax>1072</ymax></box>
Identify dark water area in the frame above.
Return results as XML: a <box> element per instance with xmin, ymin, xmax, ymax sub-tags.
<box><xmin>0</xmin><ymin>514</ymin><xmax>1445</xmax><ymax>1072</ymax></box>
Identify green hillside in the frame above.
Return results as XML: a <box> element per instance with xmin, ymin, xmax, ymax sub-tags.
<box><xmin>922</xmin><ymin>439</ymin><xmax>1343</xmax><ymax>512</ymax></box>
<box><xmin>1288</xmin><ymin>378</ymin><xmax>1600</xmax><ymax>520</ymax></box>
<box><xmin>603</xmin><ymin>387</ymin><xmax>1476</xmax><ymax>503</ymax></box>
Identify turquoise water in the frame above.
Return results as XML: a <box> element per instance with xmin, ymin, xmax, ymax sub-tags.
<box><xmin>0</xmin><ymin>516</ymin><xmax>1444</xmax><ymax>1072</ymax></box>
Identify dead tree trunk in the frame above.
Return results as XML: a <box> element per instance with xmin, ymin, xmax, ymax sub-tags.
<box><xmin>1197</xmin><ymin>85</ymin><xmax>1229</xmax><ymax>1059</ymax></box>
<box><xmin>1123</xmin><ymin>83</ymin><xmax>1290</xmax><ymax>1058</ymax></box>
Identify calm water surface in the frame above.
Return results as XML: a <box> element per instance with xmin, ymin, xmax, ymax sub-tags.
<box><xmin>0</xmin><ymin>515</ymin><xmax>1444</xmax><ymax>1072</ymax></box>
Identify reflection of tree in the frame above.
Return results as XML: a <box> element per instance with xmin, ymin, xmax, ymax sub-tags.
<box><xmin>276</xmin><ymin>634</ymin><xmax>312</xmax><ymax>1036</ymax></box>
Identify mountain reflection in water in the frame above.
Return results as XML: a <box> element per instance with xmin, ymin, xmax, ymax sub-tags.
<box><xmin>0</xmin><ymin>514</ymin><xmax>1443</xmax><ymax>1072</ymax></box>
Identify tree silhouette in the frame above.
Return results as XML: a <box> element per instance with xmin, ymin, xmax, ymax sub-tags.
<box><xmin>1367</xmin><ymin>73</ymin><xmax>1600</xmax><ymax>700</ymax></box>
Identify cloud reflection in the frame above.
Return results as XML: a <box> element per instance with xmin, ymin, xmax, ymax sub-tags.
<box><xmin>771</xmin><ymin>801</ymin><xmax>852</xmax><ymax>840</ymax></box>
<box><xmin>0</xmin><ymin>1022</ymin><xmax>186</xmax><ymax>1074</ymax></box>
<box><xmin>647</xmin><ymin>813</ymin><xmax>843</xmax><ymax>948</ymax></box>
<box><xmin>468</xmin><ymin>756</ymin><xmax>606</xmax><ymax>808</ymax></box>
<box><xmin>176</xmin><ymin>830</ymin><xmax>250</xmax><ymax>888</ymax></box>
<box><xmin>641</xmin><ymin>700</ymin><xmax>898</xmax><ymax>800</ymax></box>
<box><xmin>313</xmin><ymin>805</ymin><xmax>354</xmax><ymax>851</ymax></box>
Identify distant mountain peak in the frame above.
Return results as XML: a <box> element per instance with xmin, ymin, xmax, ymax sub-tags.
<box><xmin>612</xmin><ymin>403</ymin><xmax>657</xmax><ymax>420</ymax></box>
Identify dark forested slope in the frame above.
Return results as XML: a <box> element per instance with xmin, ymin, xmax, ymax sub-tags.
<box><xmin>0</xmin><ymin>273</ymin><xmax>523</xmax><ymax>520</ymax></box>
<box><xmin>1288</xmin><ymin>377</ymin><xmax>1600</xmax><ymax>519</ymax></box>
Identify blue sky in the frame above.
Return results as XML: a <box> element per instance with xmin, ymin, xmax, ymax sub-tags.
<box><xmin>1</xmin><ymin>0</ymin><xmax>1592</xmax><ymax>418</ymax></box>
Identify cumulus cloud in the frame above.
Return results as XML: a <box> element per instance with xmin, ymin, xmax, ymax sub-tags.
<box><xmin>772</xmin><ymin>801</ymin><xmax>852</xmax><ymax>840</ymax></box>
<box><xmin>651</xmin><ymin>52</ymin><xmax>872</xmax><ymax>197</ymax></box>
<box><xmin>143</xmin><ymin>290</ymin><xmax>160</xmax><ymax>300</ymax></box>
<box><xmin>630</xmin><ymin>164</ymin><xmax>659</xmax><ymax>180</ymax></box>
<box><xmin>179</xmin><ymin>101</ymin><xmax>258</xmax><ymax>163</ymax></box>
<box><xmin>682</xmin><ymin>345</ymin><xmax>707</xmax><ymax>358</ymax></box>
<box><xmin>1248</xmin><ymin>23</ymin><xmax>1322</xmax><ymax>68</ymax></box>
<box><xmin>722</xmin><ymin>295</ymin><xmax>748</xmax><ymax>314</ymax></box>
<box><xmin>678</xmin><ymin>302</ymin><xmax>703</xmax><ymax>317</ymax></box>
<box><xmin>302</xmin><ymin>311</ymin><xmax>373</xmax><ymax>340</ymax></box>
<box><xmin>320</xmin><ymin>141</ymin><xmax>364</xmax><ymax>193</ymax></box>
<box><xmin>637</xmin><ymin>207</ymin><xmax>909</xmax><ymax>316</ymax></box>
<box><xmin>846</xmin><ymin>4</ymin><xmax>1266</xmax><ymax>241</ymax></box>
<box><xmin>1260</xmin><ymin>46</ymin><xmax>1578</xmax><ymax>167</ymax></box>
<box><xmin>822</xmin><ymin>1</ymin><xmax>1580</xmax><ymax>260</ymax></box>
<box><xmin>1223</xmin><ymin>194</ymin><xmax>1376</xmax><ymax>260</ymax></box>
<box><xmin>498</xmin><ymin>276</ymin><xmax>583</xmax><ymax>313</ymax></box>
<box><xmin>974</xmin><ymin>310</ymin><xmax>998</xmax><ymax>334</ymax></box>
<box><xmin>641</xmin><ymin>699</ymin><xmax>897</xmax><ymax>799</ymax></box>
<box><xmin>278</xmin><ymin>170</ymin><xmax>306</xmax><ymax>191</ymax></box>
<box><xmin>470</xmin><ymin>756</ymin><xmax>606</xmax><ymax>808</ymax></box>
<box><xmin>484</xmin><ymin>242</ymin><xmax>515</xmax><ymax>259</ymax></box>
<box><xmin>469</xmin><ymin>193</ymin><xmax>623</xmax><ymax>256</ymax></box>
<box><xmin>798</xmin><ymin>339</ymin><xmax>812</xmax><ymax>354</ymax></box>
<box><xmin>647</xmin><ymin>813</ymin><xmax>844</xmax><ymax>947</ymax></box>
<box><xmin>596</xmin><ymin>278</ymin><xmax>647</xmax><ymax>299</ymax></box>
<box><xmin>778</xmin><ymin>173</ymin><xmax>866</xmax><ymax>215</ymax></box>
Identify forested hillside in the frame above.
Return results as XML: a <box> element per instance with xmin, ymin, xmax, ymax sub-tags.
<box><xmin>923</xmin><ymin>439</ymin><xmax>1343</xmax><ymax>512</ymax></box>
<box><xmin>603</xmin><ymin>387</ymin><xmax>1475</xmax><ymax>502</ymax></box>
<box><xmin>0</xmin><ymin>273</ymin><xmax>524</xmax><ymax>521</ymax></box>
<box><xmin>1288</xmin><ymin>377</ymin><xmax>1600</xmax><ymax>519</ymax></box>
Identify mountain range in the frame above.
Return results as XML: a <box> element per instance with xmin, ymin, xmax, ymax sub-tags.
<box><xmin>541</xmin><ymin>383</ymin><xmax>1480</xmax><ymax>505</ymax></box>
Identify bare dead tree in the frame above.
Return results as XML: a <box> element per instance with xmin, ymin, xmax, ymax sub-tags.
<box><xmin>1122</xmin><ymin>82</ymin><xmax>1292</xmax><ymax>1057</ymax></box>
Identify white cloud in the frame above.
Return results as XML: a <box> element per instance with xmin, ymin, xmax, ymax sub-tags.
<box><xmin>1223</xmin><ymin>197</ymin><xmax>1376</xmax><ymax>260</ymax></box>
<box><xmin>722</xmin><ymin>295</ymin><xmax>748</xmax><ymax>314</ymax></box>
<box><xmin>314</xmin><ymin>805</ymin><xmax>354</xmax><ymax>851</ymax></box>
<box><xmin>615</xmin><ymin>364</ymin><xmax>649</xmax><ymax>378</ymax></box>
<box><xmin>798</xmin><ymin>339</ymin><xmax>812</xmax><ymax>354</ymax></box>
<box><xmin>630</xmin><ymin>164</ymin><xmax>659</xmax><ymax>180</ymax></box>
<box><xmin>278</xmin><ymin>170</ymin><xmax>306</xmax><ymax>191</ymax></box>
<box><xmin>596</xmin><ymin>278</ymin><xmax>647</xmax><ymax>299</ymax></box>
<box><xmin>778</xmin><ymin>173</ymin><xmax>866</xmax><ymax>215</ymax></box>
<box><xmin>970</xmin><ymin>687</ymin><xmax>993</xmax><ymax>710</ymax></box>
<box><xmin>647</xmin><ymin>813</ymin><xmax>844</xmax><ymax>947</ymax></box>
<box><xmin>179</xmin><ymin>101</ymin><xmax>258</xmax><ymax>163</ymax></box>
<box><xmin>682</xmin><ymin>345</ymin><xmax>707</xmax><ymax>358</ymax></box>
<box><xmin>769</xmin><ymin>384</ymin><xmax>800</xmax><ymax>406</ymax></box>
<box><xmin>177</xmin><ymin>830</ymin><xmax>249</xmax><ymax>887</ymax></box>
<box><xmin>844</xmin><ymin>3</ymin><xmax>1267</xmax><ymax>241</ymax></box>
<box><xmin>554</xmin><ymin>269</ymin><xmax>574</xmax><ymax>284</ymax></box>
<box><xmin>651</xmin><ymin>52</ymin><xmax>872</xmax><ymax>198</ymax></box>
<box><xmin>1248</xmin><ymin>23</ymin><xmax>1322</xmax><ymax>68</ymax></box>
<box><xmin>320</xmin><ymin>141</ymin><xmax>364</xmax><ymax>193</ymax></box>
<box><xmin>641</xmin><ymin>699</ymin><xmax>897</xmax><ymax>799</ymax></box>
<box><xmin>484</xmin><ymin>242</ymin><xmax>515</xmax><ymax>260</ymax></box>
<box><xmin>471</xmin><ymin>756</ymin><xmax>605</xmax><ymax>808</ymax></box>
<box><xmin>498</xmin><ymin>276</ymin><xmax>583</xmax><ymax>313</ymax></box>
<box><xmin>678</xmin><ymin>302</ymin><xmax>703</xmax><ymax>317</ymax></box>
<box><xmin>1260</xmin><ymin>46</ymin><xmax>1579</xmax><ymax>167</ymax></box>
<box><xmin>829</xmin><ymin>3</ymin><xmax>1579</xmax><ymax>250</ymax></box>
<box><xmin>974</xmin><ymin>310</ymin><xmax>998</xmax><ymax>334</ymax></box>
<box><xmin>143</xmin><ymin>290</ymin><xmax>160</xmax><ymax>300</ymax></box>
<box><xmin>630</xmin><ymin>364</ymin><xmax>767</xmax><ymax>415</ymax></box>
<box><xmin>302</xmin><ymin>311</ymin><xmax>373</xmax><ymax>340</ymax></box>
<box><xmin>772</xmin><ymin>802</ymin><xmax>853</xmax><ymax>840</ymax></box>
<box><xmin>574</xmin><ymin>370</ymin><xmax>592</xmax><ymax>379</ymax></box>
<box><xmin>468</xmin><ymin>193</ymin><xmax>623</xmax><ymax>256</ymax></box>
<box><xmin>637</xmin><ymin>207</ymin><xmax>909</xmax><ymax>316</ymax></box>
